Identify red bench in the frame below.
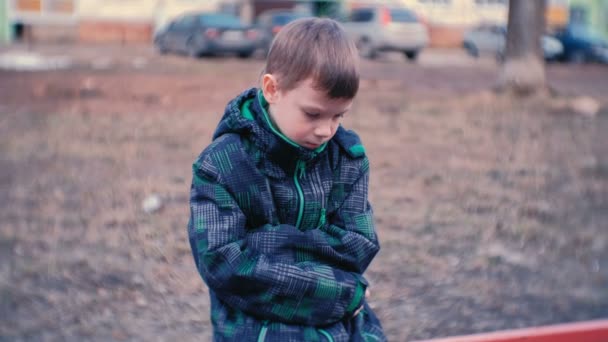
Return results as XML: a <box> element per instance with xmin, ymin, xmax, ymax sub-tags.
<box><xmin>415</xmin><ymin>319</ymin><xmax>608</xmax><ymax>342</ymax></box>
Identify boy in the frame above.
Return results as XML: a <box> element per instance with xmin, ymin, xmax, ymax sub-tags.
<box><xmin>188</xmin><ymin>18</ymin><xmax>386</xmax><ymax>341</ymax></box>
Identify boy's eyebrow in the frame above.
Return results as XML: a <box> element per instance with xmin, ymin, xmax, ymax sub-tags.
<box><xmin>301</xmin><ymin>105</ymin><xmax>350</xmax><ymax>116</ymax></box>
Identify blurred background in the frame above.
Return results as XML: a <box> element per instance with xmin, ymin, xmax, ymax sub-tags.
<box><xmin>0</xmin><ymin>0</ymin><xmax>607</xmax><ymax>341</ymax></box>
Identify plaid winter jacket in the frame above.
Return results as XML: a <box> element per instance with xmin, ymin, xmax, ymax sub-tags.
<box><xmin>188</xmin><ymin>88</ymin><xmax>386</xmax><ymax>341</ymax></box>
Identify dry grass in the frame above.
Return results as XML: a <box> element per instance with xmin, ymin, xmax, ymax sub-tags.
<box><xmin>1</xmin><ymin>57</ymin><xmax>607</xmax><ymax>341</ymax></box>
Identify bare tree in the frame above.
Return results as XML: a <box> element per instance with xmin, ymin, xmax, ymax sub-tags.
<box><xmin>497</xmin><ymin>0</ymin><xmax>547</xmax><ymax>95</ymax></box>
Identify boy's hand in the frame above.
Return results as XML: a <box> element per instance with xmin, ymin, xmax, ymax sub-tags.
<box><xmin>352</xmin><ymin>289</ymin><xmax>371</xmax><ymax>317</ymax></box>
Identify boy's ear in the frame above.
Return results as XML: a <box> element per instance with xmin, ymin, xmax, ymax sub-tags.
<box><xmin>262</xmin><ymin>74</ymin><xmax>280</xmax><ymax>104</ymax></box>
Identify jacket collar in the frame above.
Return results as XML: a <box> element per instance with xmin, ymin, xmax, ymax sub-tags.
<box><xmin>212</xmin><ymin>88</ymin><xmax>366</xmax><ymax>174</ymax></box>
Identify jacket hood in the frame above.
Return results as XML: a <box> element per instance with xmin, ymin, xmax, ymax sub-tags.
<box><xmin>212</xmin><ymin>88</ymin><xmax>366</xmax><ymax>166</ymax></box>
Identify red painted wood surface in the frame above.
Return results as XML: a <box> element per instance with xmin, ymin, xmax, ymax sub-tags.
<box><xmin>415</xmin><ymin>320</ymin><xmax>608</xmax><ymax>342</ymax></box>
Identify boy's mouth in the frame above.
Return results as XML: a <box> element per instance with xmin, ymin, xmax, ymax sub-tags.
<box><xmin>304</xmin><ymin>142</ymin><xmax>322</xmax><ymax>149</ymax></box>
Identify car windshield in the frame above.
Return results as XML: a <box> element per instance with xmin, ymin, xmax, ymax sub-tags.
<box><xmin>390</xmin><ymin>9</ymin><xmax>418</xmax><ymax>23</ymax></box>
<box><xmin>199</xmin><ymin>14</ymin><xmax>242</xmax><ymax>28</ymax></box>
<box><xmin>272</xmin><ymin>13</ymin><xmax>307</xmax><ymax>25</ymax></box>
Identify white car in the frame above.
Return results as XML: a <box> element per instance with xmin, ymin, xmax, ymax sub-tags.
<box><xmin>341</xmin><ymin>6</ymin><xmax>429</xmax><ymax>61</ymax></box>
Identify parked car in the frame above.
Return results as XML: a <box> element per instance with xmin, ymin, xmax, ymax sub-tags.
<box><xmin>341</xmin><ymin>5</ymin><xmax>428</xmax><ymax>61</ymax></box>
<box><xmin>154</xmin><ymin>13</ymin><xmax>260</xmax><ymax>58</ymax></box>
<box><xmin>554</xmin><ymin>24</ymin><xmax>608</xmax><ymax>64</ymax></box>
<box><xmin>463</xmin><ymin>24</ymin><xmax>564</xmax><ymax>62</ymax></box>
<box><xmin>255</xmin><ymin>10</ymin><xmax>311</xmax><ymax>54</ymax></box>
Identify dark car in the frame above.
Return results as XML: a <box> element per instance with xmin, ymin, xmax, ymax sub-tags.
<box><xmin>154</xmin><ymin>13</ymin><xmax>260</xmax><ymax>58</ymax></box>
<box><xmin>255</xmin><ymin>10</ymin><xmax>310</xmax><ymax>54</ymax></box>
<box><xmin>554</xmin><ymin>25</ymin><xmax>608</xmax><ymax>64</ymax></box>
<box><xmin>463</xmin><ymin>23</ymin><xmax>564</xmax><ymax>62</ymax></box>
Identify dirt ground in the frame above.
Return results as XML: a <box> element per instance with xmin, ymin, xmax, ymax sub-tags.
<box><xmin>1</xmin><ymin>44</ymin><xmax>607</xmax><ymax>341</ymax></box>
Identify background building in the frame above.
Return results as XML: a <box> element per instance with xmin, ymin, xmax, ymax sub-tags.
<box><xmin>5</xmin><ymin>0</ymin><xmax>222</xmax><ymax>43</ymax></box>
<box><xmin>7</xmin><ymin>0</ymin><xmax>77</xmax><ymax>42</ymax></box>
<box><xmin>569</xmin><ymin>0</ymin><xmax>608</xmax><ymax>37</ymax></box>
<box><xmin>398</xmin><ymin>0</ymin><xmax>569</xmax><ymax>47</ymax></box>
<box><xmin>0</xmin><ymin>0</ymin><xmax>599</xmax><ymax>45</ymax></box>
<box><xmin>1</xmin><ymin>0</ymin><xmax>10</xmax><ymax>44</ymax></box>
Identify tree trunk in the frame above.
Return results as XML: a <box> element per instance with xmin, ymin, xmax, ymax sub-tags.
<box><xmin>497</xmin><ymin>0</ymin><xmax>547</xmax><ymax>96</ymax></box>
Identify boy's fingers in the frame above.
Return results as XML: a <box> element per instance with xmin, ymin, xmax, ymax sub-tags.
<box><xmin>352</xmin><ymin>289</ymin><xmax>371</xmax><ymax>317</ymax></box>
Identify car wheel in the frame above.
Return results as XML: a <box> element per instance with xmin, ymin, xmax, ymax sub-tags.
<box><xmin>568</xmin><ymin>50</ymin><xmax>586</xmax><ymax>64</ymax></box>
<box><xmin>464</xmin><ymin>42</ymin><xmax>479</xmax><ymax>58</ymax></box>
<box><xmin>187</xmin><ymin>43</ymin><xmax>201</xmax><ymax>59</ymax></box>
<box><xmin>357</xmin><ymin>38</ymin><xmax>376</xmax><ymax>59</ymax></box>
<box><xmin>495</xmin><ymin>52</ymin><xmax>505</xmax><ymax>63</ymax></box>
<box><xmin>238</xmin><ymin>50</ymin><xmax>254</xmax><ymax>59</ymax></box>
<box><xmin>404</xmin><ymin>50</ymin><xmax>419</xmax><ymax>61</ymax></box>
<box><xmin>154</xmin><ymin>38</ymin><xmax>168</xmax><ymax>55</ymax></box>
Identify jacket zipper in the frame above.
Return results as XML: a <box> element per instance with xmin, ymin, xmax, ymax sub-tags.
<box><xmin>318</xmin><ymin>329</ymin><xmax>334</xmax><ymax>342</ymax></box>
<box><xmin>317</xmin><ymin>208</ymin><xmax>326</xmax><ymax>228</ymax></box>
<box><xmin>257</xmin><ymin>321</ymin><xmax>269</xmax><ymax>342</ymax></box>
<box><xmin>294</xmin><ymin>160</ymin><xmax>306</xmax><ymax>229</ymax></box>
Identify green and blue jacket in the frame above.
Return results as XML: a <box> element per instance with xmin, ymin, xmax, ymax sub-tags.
<box><xmin>188</xmin><ymin>88</ymin><xmax>386</xmax><ymax>341</ymax></box>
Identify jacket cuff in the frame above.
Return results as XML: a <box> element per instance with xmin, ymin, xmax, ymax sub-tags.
<box><xmin>345</xmin><ymin>279</ymin><xmax>366</xmax><ymax>316</ymax></box>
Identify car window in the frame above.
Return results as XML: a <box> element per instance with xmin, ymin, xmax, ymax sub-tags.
<box><xmin>166</xmin><ymin>22</ymin><xmax>177</xmax><ymax>31</ymax></box>
<box><xmin>272</xmin><ymin>14</ymin><xmax>292</xmax><ymax>25</ymax></box>
<box><xmin>349</xmin><ymin>9</ymin><xmax>374</xmax><ymax>22</ymax></box>
<box><xmin>256</xmin><ymin>14</ymin><xmax>270</xmax><ymax>26</ymax></box>
<box><xmin>389</xmin><ymin>9</ymin><xmax>418</xmax><ymax>23</ymax></box>
<box><xmin>199</xmin><ymin>14</ymin><xmax>242</xmax><ymax>28</ymax></box>
<box><xmin>174</xmin><ymin>16</ymin><xmax>197</xmax><ymax>30</ymax></box>
<box><xmin>272</xmin><ymin>13</ymin><xmax>307</xmax><ymax>26</ymax></box>
<box><xmin>570</xmin><ymin>25</ymin><xmax>604</xmax><ymax>42</ymax></box>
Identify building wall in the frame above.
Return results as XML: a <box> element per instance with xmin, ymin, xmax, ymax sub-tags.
<box><xmin>9</xmin><ymin>0</ymin><xmax>76</xmax><ymax>24</ymax></box>
<box><xmin>7</xmin><ymin>0</ymin><xmax>78</xmax><ymax>42</ymax></box>
<box><xmin>1</xmin><ymin>0</ymin><xmax>9</xmax><ymax>43</ymax></box>
<box><xmin>396</xmin><ymin>0</ymin><xmax>569</xmax><ymax>47</ymax></box>
<box><xmin>5</xmin><ymin>0</ymin><xmax>222</xmax><ymax>43</ymax></box>
<box><xmin>154</xmin><ymin>0</ymin><xmax>220</xmax><ymax>31</ymax></box>
<box><xmin>78</xmin><ymin>0</ymin><xmax>223</xmax><ymax>41</ymax></box>
<box><xmin>396</xmin><ymin>0</ymin><xmax>506</xmax><ymax>47</ymax></box>
<box><xmin>400</xmin><ymin>0</ymin><xmax>507</xmax><ymax>27</ymax></box>
<box><xmin>570</xmin><ymin>0</ymin><xmax>608</xmax><ymax>38</ymax></box>
<box><xmin>30</xmin><ymin>23</ymin><xmax>77</xmax><ymax>42</ymax></box>
<box><xmin>78</xmin><ymin>21</ymin><xmax>152</xmax><ymax>43</ymax></box>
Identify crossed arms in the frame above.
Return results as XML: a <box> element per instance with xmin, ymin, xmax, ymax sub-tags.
<box><xmin>187</xmin><ymin>157</ymin><xmax>379</xmax><ymax>326</ymax></box>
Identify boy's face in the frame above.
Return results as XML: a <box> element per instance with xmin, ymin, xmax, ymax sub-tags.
<box><xmin>262</xmin><ymin>75</ymin><xmax>353</xmax><ymax>150</ymax></box>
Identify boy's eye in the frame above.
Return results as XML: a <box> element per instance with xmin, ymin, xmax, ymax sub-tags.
<box><xmin>305</xmin><ymin>111</ymin><xmax>320</xmax><ymax>118</ymax></box>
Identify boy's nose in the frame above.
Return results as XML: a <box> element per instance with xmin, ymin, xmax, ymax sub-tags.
<box><xmin>314</xmin><ymin>123</ymin><xmax>332</xmax><ymax>139</ymax></box>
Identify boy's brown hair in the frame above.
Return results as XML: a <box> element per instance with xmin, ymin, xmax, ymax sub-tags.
<box><xmin>263</xmin><ymin>17</ymin><xmax>360</xmax><ymax>99</ymax></box>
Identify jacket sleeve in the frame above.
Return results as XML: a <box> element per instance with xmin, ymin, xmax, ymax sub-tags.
<box><xmin>317</xmin><ymin>162</ymin><xmax>380</xmax><ymax>274</ymax></box>
<box><xmin>187</xmin><ymin>160</ymin><xmax>367</xmax><ymax>326</ymax></box>
<box><xmin>247</xmin><ymin>162</ymin><xmax>380</xmax><ymax>274</ymax></box>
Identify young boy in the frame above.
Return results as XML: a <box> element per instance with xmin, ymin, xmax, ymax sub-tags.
<box><xmin>188</xmin><ymin>18</ymin><xmax>386</xmax><ymax>341</ymax></box>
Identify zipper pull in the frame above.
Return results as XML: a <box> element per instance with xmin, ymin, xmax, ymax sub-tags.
<box><xmin>297</xmin><ymin>160</ymin><xmax>305</xmax><ymax>179</ymax></box>
<box><xmin>317</xmin><ymin>208</ymin><xmax>326</xmax><ymax>228</ymax></box>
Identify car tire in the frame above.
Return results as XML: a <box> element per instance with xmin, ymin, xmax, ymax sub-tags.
<box><xmin>495</xmin><ymin>52</ymin><xmax>505</xmax><ymax>63</ymax></box>
<box><xmin>154</xmin><ymin>38</ymin><xmax>168</xmax><ymax>55</ymax></box>
<box><xmin>357</xmin><ymin>38</ymin><xmax>377</xmax><ymax>59</ymax></box>
<box><xmin>463</xmin><ymin>42</ymin><xmax>479</xmax><ymax>58</ymax></box>
<box><xmin>404</xmin><ymin>50</ymin><xmax>419</xmax><ymax>61</ymax></box>
<box><xmin>187</xmin><ymin>43</ymin><xmax>201</xmax><ymax>59</ymax></box>
<box><xmin>568</xmin><ymin>50</ymin><xmax>586</xmax><ymax>64</ymax></box>
<box><xmin>238</xmin><ymin>50</ymin><xmax>254</xmax><ymax>59</ymax></box>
